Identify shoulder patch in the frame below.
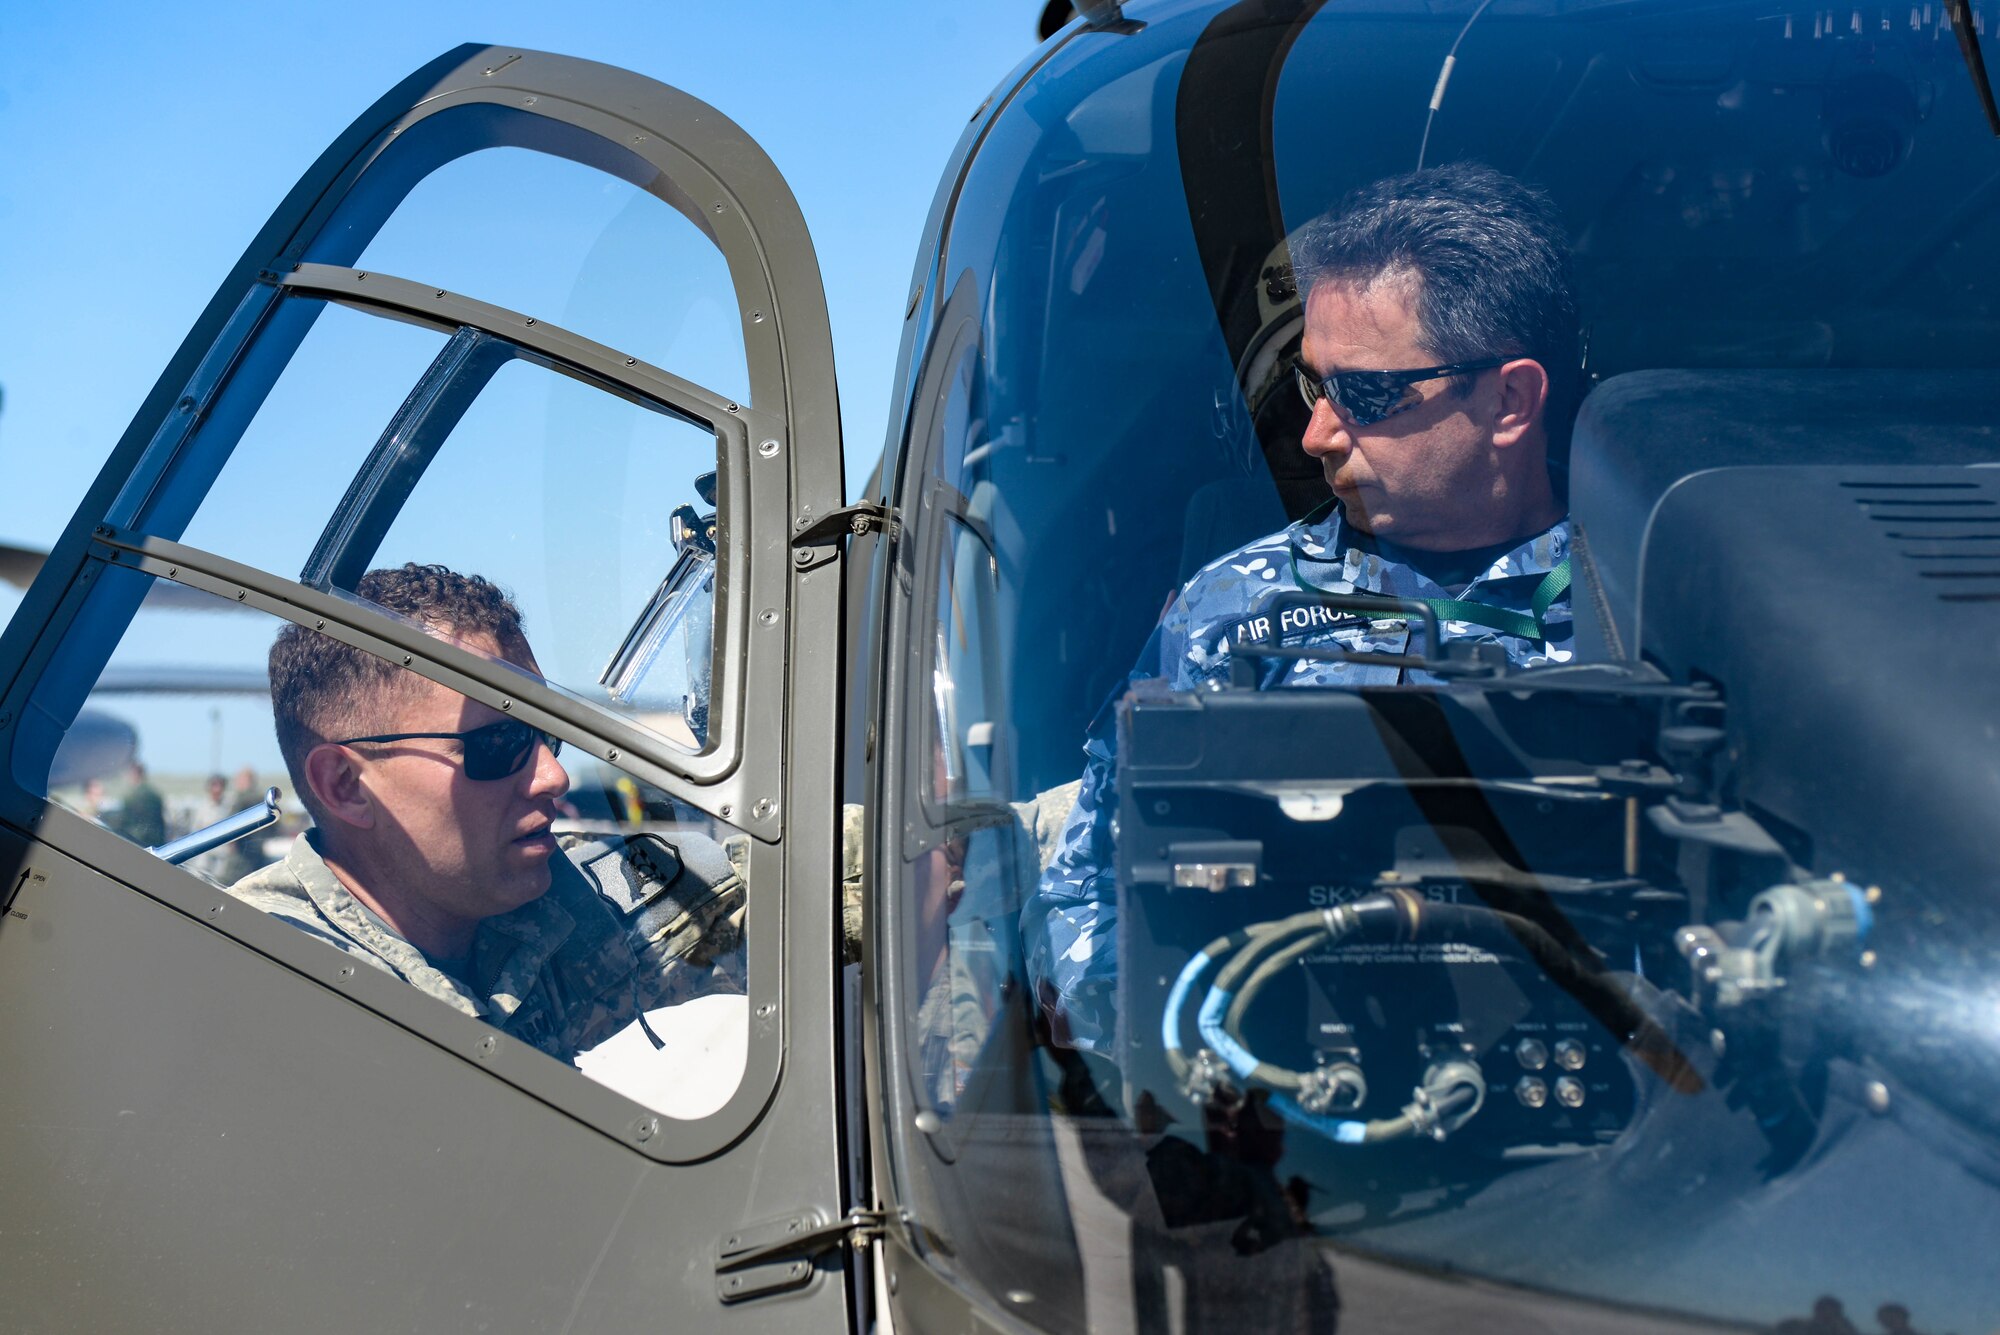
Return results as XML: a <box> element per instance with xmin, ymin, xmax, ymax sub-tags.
<box><xmin>565</xmin><ymin>830</ymin><xmax>746</xmax><ymax>965</ymax></box>
<box><xmin>567</xmin><ymin>833</ymin><xmax>686</xmax><ymax>917</ymax></box>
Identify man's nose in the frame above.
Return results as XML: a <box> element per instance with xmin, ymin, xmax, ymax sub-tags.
<box><xmin>524</xmin><ymin>737</ymin><xmax>571</xmax><ymax>800</ymax></box>
<box><xmin>1300</xmin><ymin>397</ymin><xmax>1352</xmax><ymax>457</ymax></box>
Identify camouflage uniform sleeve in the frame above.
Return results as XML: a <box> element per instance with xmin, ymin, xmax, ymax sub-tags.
<box><xmin>227</xmin><ymin>867</ymin><xmax>378</xmax><ymax>963</ymax></box>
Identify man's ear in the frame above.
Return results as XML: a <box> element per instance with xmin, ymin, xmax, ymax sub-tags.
<box><xmin>303</xmin><ymin>743</ymin><xmax>374</xmax><ymax>830</ymax></box>
<box><xmin>1491</xmin><ymin>357</ymin><xmax>1550</xmax><ymax>449</ymax></box>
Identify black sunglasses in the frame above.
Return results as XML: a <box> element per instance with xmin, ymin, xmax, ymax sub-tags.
<box><xmin>1293</xmin><ymin>356</ymin><xmax>1505</xmax><ymax>426</ymax></box>
<box><xmin>334</xmin><ymin>719</ymin><xmax>562</xmax><ymax>782</ymax></box>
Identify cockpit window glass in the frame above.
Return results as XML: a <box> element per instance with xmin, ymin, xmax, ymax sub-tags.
<box><xmin>157</xmin><ymin>132</ymin><xmax>752</xmax><ymax>761</ymax></box>
<box><xmin>924</xmin><ymin>508</ymin><xmax>1006</xmax><ymax>810</ymax></box>
<box><xmin>351</xmin><ymin>146</ymin><xmax>749</xmax><ymax>406</ymax></box>
<box><xmin>1270</xmin><ymin>5</ymin><xmax>2000</xmax><ymax>377</ymax></box>
<box><xmin>355</xmin><ymin>354</ymin><xmax>721</xmax><ymax>752</ymax></box>
<box><xmin>21</xmin><ymin>570</ymin><xmax>750</xmax><ymax>1122</ymax></box>
<box><xmin>35</xmin><ymin>571</ymin><xmax>294</xmax><ymax>885</ymax></box>
<box><xmin>903</xmin><ymin>817</ymin><xmax>1021</xmax><ymax>1121</ymax></box>
<box><xmin>176</xmin><ymin>300</ymin><xmax>452</xmax><ymax>577</ymax></box>
<box><xmin>900</xmin><ymin>491</ymin><xmax>1026</xmax><ymax>1122</ymax></box>
<box><xmin>878</xmin><ymin>4</ymin><xmax>2000</xmax><ymax>1331</ymax></box>
<box><xmin>167</xmin><ymin>295</ymin><xmax>724</xmax><ymax>755</ymax></box>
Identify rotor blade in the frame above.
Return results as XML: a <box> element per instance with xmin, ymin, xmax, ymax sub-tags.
<box><xmin>0</xmin><ymin>541</ymin><xmax>46</xmax><ymax>590</ymax></box>
<box><xmin>92</xmin><ymin>665</ymin><xmax>270</xmax><ymax>695</ymax></box>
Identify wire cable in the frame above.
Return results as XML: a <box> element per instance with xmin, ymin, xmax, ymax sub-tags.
<box><xmin>1416</xmin><ymin>0</ymin><xmax>1497</xmax><ymax>170</ymax></box>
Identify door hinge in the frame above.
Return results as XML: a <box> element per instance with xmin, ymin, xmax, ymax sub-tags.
<box><xmin>715</xmin><ymin>1206</ymin><xmax>887</xmax><ymax>1304</ymax></box>
<box><xmin>791</xmin><ymin>503</ymin><xmax>897</xmax><ymax>572</ymax></box>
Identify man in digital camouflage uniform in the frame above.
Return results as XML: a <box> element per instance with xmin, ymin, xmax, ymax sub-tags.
<box><xmin>231</xmin><ymin>563</ymin><xmax>743</xmax><ymax>1065</ymax></box>
<box><xmin>1023</xmin><ymin>163</ymin><xmax>1580</xmax><ymax>1050</ymax></box>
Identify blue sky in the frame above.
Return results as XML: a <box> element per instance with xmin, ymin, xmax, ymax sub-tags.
<box><xmin>0</xmin><ymin>1</ymin><xmax>1037</xmax><ymax>550</ymax></box>
<box><xmin>0</xmin><ymin>1</ymin><xmax>1038</xmax><ymax>780</ymax></box>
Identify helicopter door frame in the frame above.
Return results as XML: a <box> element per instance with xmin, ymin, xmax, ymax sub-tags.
<box><xmin>0</xmin><ymin>47</ymin><xmax>852</xmax><ymax>1329</ymax></box>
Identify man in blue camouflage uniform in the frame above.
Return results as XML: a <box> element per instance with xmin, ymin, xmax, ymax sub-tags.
<box><xmin>1024</xmin><ymin>164</ymin><xmax>1580</xmax><ymax>1050</ymax></box>
<box><xmin>231</xmin><ymin>564</ymin><xmax>743</xmax><ymax>1065</ymax></box>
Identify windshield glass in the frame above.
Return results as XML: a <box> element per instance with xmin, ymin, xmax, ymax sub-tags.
<box><xmin>884</xmin><ymin>3</ymin><xmax>2000</xmax><ymax>1331</ymax></box>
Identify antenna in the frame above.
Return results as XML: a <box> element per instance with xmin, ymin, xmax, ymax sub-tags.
<box><xmin>1417</xmin><ymin>0</ymin><xmax>1497</xmax><ymax>169</ymax></box>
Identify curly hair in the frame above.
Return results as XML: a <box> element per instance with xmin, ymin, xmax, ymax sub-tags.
<box><xmin>269</xmin><ymin>564</ymin><xmax>529</xmax><ymax>823</ymax></box>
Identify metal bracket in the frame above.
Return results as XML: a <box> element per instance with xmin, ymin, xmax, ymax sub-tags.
<box><xmin>715</xmin><ymin>1207</ymin><xmax>886</xmax><ymax>1304</ymax></box>
<box><xmin>1139</xmin><ymin>840</ymin><xmax>1262</xmax><ymax>892</ymax></box>
<box><xmin>791</xmin><ymin>503</ymin><xmax>897</xmax><ymax>572</ymax></box>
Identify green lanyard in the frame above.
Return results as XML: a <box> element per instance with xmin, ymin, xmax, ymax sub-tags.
<box><xmin>1286</xmin><ymin>539</ymin><xmax>1571</xmax><ymax>644</ymax></box>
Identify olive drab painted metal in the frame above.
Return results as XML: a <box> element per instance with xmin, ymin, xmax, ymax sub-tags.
<box><xmin>0</xmin><ymin>47</ymin><xmax>850</xmax><ymax>1330</ymax></box>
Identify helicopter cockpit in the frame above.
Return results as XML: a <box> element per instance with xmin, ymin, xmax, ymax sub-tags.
<box><xmin>871</xmin><ymin>3</ymin><xmax>2000</xmax><ymax>1330</ymax></box>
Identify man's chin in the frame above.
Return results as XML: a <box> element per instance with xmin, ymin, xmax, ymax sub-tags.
<box><xmin>496</xmin><ymin>842</ymin><xmax>557</xmax><ymax>902</ymax></box>
<box><xmin>1334</xmin><ymin>488</ymin><xmax>1381</xmax><ymax>533</ymax></box>
<box><xmin>492</xmin><ymin>870</ymin><xmax>553</xmax><ymax>917</ymax></box>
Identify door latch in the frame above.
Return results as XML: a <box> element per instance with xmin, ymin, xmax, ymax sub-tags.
<box><xmin>714</xmin><ymin>1206</ymin><xmax>886</xmax><ymax>1303</ymax></box>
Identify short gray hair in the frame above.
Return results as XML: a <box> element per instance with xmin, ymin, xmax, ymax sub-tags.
<box><xmin>1290</xmin><ymin>163</ymin><xmax>1579</xmax><ymax>414</ymax></box>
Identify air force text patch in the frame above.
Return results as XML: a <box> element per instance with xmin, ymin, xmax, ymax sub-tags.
<box><xmin>1226</xmin><ymin>602</ymin><xmax>1389</xmax><ymax>648</ymax></box>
